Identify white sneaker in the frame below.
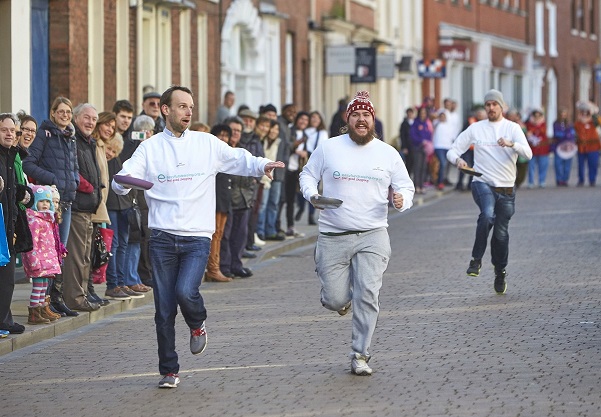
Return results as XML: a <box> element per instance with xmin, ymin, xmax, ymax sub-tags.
<box><xmin>254</xmin><ymin>233</ymin><xmax>266</xmax><ymax>246</ymax></box>
<box><xmin>350</xmin><ymin>354</ymin><xmax>372</xmax><ymax>376</ymax></box>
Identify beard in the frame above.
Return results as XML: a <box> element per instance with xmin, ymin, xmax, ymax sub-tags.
<box><xmin>348</xmin><ymin>124</ymin><xmax>376</xmax><ymax>145</ymax></box>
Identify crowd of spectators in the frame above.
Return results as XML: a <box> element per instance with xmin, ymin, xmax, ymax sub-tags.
<box><xmin>1</xmin><ymin>89</ymin><xmax>598</xmax><ymax>334</ymax></box>
<box><xmin>398</xmin><ymin>97</ymin><xmax>599</xmax><ymax>193</ymax></box>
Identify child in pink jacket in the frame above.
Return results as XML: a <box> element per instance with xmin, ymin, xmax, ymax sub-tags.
<box><xmin>22</xmin><ymin>185</ymin><xmax>66</xmax><ymax>325</ymax></box>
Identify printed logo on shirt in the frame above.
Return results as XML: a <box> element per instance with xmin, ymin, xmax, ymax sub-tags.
<box><xmin>157</xmin><ymin>172</ymin><xmax>204</xmax><ymax>183</ymax></box>
<box><xmin>332</xmin><ymin>170</ymin><xmax>383</xmax><ymax>184</ymax></box>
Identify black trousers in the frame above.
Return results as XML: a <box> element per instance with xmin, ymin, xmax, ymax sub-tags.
<box><xmin>0</xmin><ymin>257</ymin><xmax>16</xmax><ymax>327</ymax></box>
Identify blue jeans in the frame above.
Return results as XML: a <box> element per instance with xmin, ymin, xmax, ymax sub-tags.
<box><xmin>149</xmin><ymin>230</ymin><xmax>210</xmax><ymax>375</ymax></box>
<box><xmin>256</xmin><ymin>181</ymin><xmax>282</xmax><ymax>237</ymax></box>
<box><xmin>106</xmin><ymin>210</ymin><xmax>130</xmax><ymax>289</ymax></box>
<box><xmin>470</xmin><ymin>181</ymin><xmax>515</xmax><ymax>271</ymax></box>
<box><xmin>554</xmin><ymin>152</ymin><xmax>572</xmax><ymax>184</ymax></box>
<box><xmin>577</xmin><ymin>151</ymin><xmax>600</xmax><ymax>185</ymax></box>
<box><xmin>58</xmin><ymin>202</ymin><xmax>72</xmax><ymax>246</ymax></box>
<box><xmin>435</xmin><ymin>148</ymin><xmax>448</xmax><ymax>185</ymax></box>
<box><xmin>528</xmin><ymin>155</ymin><xmax>549</xmax><ymax>186</ymax></box>
<box><xmin>123</xmin><ymin>242</ymin><xmax>142</xmax><ymax>287</ymax></box>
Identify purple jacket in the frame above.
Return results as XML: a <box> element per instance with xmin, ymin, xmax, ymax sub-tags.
<box><xmin>410</xmin><ymin>118</ymin><xmax>433</xmax><ymax>148</ymax></box>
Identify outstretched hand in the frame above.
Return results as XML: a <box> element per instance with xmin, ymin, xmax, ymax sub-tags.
<box><xmin>264</xmin><ymin>161</ymin><xmax>285</xmax><ymax>180</ymax></box>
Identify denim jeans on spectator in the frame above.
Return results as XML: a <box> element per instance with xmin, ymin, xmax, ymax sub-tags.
<box><xmin>434</xmin><ymin>148</ymin><xmax>449</xmax><ymax>185</ymax></box>
<box><xmin>123</xmin><ymin>241</ymin><xmax>143</xmax><ymax>287</ymax></box>
<box><xmin>528</xmin><ymin>154</ymin><xmax>549</xmax><ymax>186</ymax></box>
<box><xmin>149</xmin><ymin>230</ymin><xmax>210</xmax><ymax>375</ymax></box>
<box><xmin>577</xmin><ymin>151</ymin><xmax>600</xmax><ymax>185</ymax></box>
<box><xmin>256</xmin><ymin>181</ymin><xmax>282</xmax><ymax>237</ymax></box>
<box><xmin>554</xmin><ymin>152</ymin><xmax>572</xmax><ymax>184</ymax></box>
<box><xmin>58</xmin><ymin>202</ymin><xmax>72</xmax><ymax>245</ymax></box>
<box><xmin>470</xmin><ymin>181</ymin><xmax>515</xmax><ymax>271</ymax></box>
<box><xmin>106</xmin><ymin>209</ymin><xmax>130</xmax><ymax>290</ymax></box>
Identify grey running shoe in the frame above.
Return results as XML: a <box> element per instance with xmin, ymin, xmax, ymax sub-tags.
<box><xmin>467</xmin><ymin>259</ymin><xmax>482</xmax><ymax>277</ymax></box>
<box><xmin>190</xmin><ymin>322</ymin><xmax>207</xmax><ymax>355</ymax></box>
<box><xmin>351</xmin><ymin>354</ymin><xmax>372</xmax><ymax>376</ymax></box>
<box><xmin>158</xmin><ymin>373</ymin><xmax>180</xmax><ymax>388</ymax></box>
<box><xmin>494</xmin><ymin>269</ymin><xmax>507</xmax><ymax>294</ymax></box>
<box><xmin>337</xmin><ymin>302</ymin><xmax>351</xmax><ymax>316</ymax></box>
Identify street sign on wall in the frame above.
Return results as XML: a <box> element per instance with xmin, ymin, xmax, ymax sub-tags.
<box><xmin>417</xmin><ymin>59</ymin><xmax>446</xmax><ymax>78</ymax></box>
<box><xmin>350</xmin><ymin>47</ymin><xmax>377</xmax><ymax>83</ymax></box>
<box><xmin>376</xmin><ymin>53</ymin><xmax>396</xmax><ymax>79</ymax></box>
<box><xmin>326</xmin><ymin>46</ymin><xmax>356</xmax><ymax>75</ymax></box>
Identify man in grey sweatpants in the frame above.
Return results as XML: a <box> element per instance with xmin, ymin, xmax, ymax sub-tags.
<box><xmin>299</xmin><ymin>91</ymin><xmax>415</xmax><ymax>375</ymax></box>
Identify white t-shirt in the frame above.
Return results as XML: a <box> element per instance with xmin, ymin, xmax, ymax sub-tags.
<box><xmin>304</xmin><ymin>127</ymin><xmax>329</xmax><ymax>153</ymax></box>
<box><xmin>433</xmin><ymin>121</ymin><xmax>456</xmax><ymax>150</ymax></box>
<box><xmin>446</xmin><ymin>118</ymin><xmax>533</xmax><ymax>187</ymax></box>
<box><xmin>299</xmin><ymin>134</ymin><xmax>415</xmax><ymax>233</ymax></box>
<box><xmin>112</xmin><ymin>129</ymin><xmax>269</xmax><ymax>237</ymax></box>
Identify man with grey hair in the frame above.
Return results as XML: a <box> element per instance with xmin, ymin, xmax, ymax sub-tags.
<box><xmin>62</xmin><ymin>103</ymin><xmax>103</xmax><ymax>311</ymax></box>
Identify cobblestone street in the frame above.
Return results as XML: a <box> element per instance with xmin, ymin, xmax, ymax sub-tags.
<box><xmin>1</xmin><ymin>186</ymin><xmax>600</xmax><ymax>417</ymax></box>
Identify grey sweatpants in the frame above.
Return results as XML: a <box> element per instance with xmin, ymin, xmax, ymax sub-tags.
<box><xmin>314</xmin><ymin>227</ymin><xmax>391</xmax><ymax>357</ymax></box>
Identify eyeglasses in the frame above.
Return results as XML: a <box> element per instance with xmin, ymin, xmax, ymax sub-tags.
<box><xmin>21</xmin><ymin>127</ymin><xmax>36</xmax><ymax>134</ymax></box>
<box><xmin>148</xmin><ymin>102</ymin><xmax>160</xmax><ymax>107</ymax></box>
<box><xmin>15</xmin><ymin>131</ymin><xmax>22</xmax><ymax>137</ymax></box>
<box><xmin>55</xmin><ymin>109</ymin><xmax>72</xmax><ymax>116</ymax></box>
<box><xmin>230</xmin><ymin>128</ymin><xmax>242</xmax><ymax>133</ymax></box>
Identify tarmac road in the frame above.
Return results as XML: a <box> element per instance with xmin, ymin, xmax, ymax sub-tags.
<box><xmin>1</xmin><ymin>184</ymin><xmax>600</xmax><ymax>417</ymax></box>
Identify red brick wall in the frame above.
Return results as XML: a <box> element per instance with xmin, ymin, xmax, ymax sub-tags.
<box><xmin>315</xmin><ymin>0</ymin><xmax>340</xmax><ymax>22</ymax></box>
<box><xmin>423</xmin><ymin>0</ymin><xmax>528</xmax><ymax>103</ymax></box>
<box><xmin>171</xmin><ymin>9</ymin><xmax>181</xmax><ymax>86</ymax></box>
<box><xmin>201</xmin><ymin>0</ymin><xmax>227</xmax><ymax>124</ymax></box>
<box><xmin>276</xmin><ymin>0</ymin><xmax>311</xmax><ymax>110</ymax></box>
<box><xmin>528</xmin><ymin>0</ymin><xmax>600</xmax><ymax>118</ymax></box>
<box><xmin>189</xmin><ymin>11</ymin><xmax>199</xmax><ymax>119</ymax></box>
<box><xmin>49</xmin><ymin>0</ymin><xmax>89</xmax><ymax>104</ymax></box>
<box><xmin>129</xmin><ymin>7</ymin><xmax>138</xmax><ymax>108</ymax></box>
<box><xmin>104</xmin><ymin>0</ymin><xmax>117</xmax><ymax>110</ymax></box>
<box><xmin>349</xmin><ymin>2</ymin><xmax>374</xmax><ymax>30</ymax></box>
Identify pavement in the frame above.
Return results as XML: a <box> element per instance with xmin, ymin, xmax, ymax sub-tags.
<box><xmin>1</xmin><ymin>169</ymin><xmax>599</xmax><ymax>416</ymax></box>
<box><xmin>1</xmin><ymin>178</ymin><xmax>454</xmax><ymax>356</ymax></box>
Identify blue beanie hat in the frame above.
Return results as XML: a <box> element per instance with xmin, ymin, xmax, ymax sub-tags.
<box><xmin>31</xmin><ymin>185</ymin><xmax>55</xmax><ymax>213</ymax></box>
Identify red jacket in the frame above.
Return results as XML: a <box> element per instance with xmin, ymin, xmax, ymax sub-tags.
<box><xmin>525</xmin><ymin>120</ymin><xmax>550</xmax><ymax>156</ymax></box>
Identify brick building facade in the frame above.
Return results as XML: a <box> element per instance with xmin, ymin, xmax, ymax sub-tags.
<box><xmin>1</xmin><ymin>0</ymin><xmax>600</xmax><ymax>139</ymax></box>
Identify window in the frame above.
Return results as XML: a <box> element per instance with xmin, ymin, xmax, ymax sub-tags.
<box><xmin>535</xmin><ymin>1</ymin><xmax>545</xmax><ymax>56</ymax></box>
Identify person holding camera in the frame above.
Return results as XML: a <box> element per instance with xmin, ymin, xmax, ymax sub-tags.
<box><xmin>284</xmin><ymin>111</ymin><xmax>310</xmax><ymax>237</ymax></box>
